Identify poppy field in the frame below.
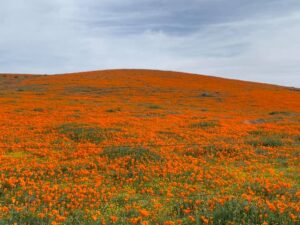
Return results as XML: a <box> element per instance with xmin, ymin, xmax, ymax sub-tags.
<box><xmin>0</xmin><ymin>69</ymin><xmax>299</xmax><ymax>224</ymax></box>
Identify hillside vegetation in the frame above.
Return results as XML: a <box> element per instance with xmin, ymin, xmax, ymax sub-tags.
<box><xmin>0</xmin><ymin>70</ymin><xmax>299</xmax><ymax>224</ymax></box>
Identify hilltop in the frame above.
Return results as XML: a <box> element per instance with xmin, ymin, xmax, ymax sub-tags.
<box><xmin>0</xmin><ymin>69</ymin><xmax>299</xmax><ymax>224</ymax></box>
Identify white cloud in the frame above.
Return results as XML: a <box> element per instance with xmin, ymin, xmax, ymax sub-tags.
<box><xmin>0</xmin><ymin>0</ymin><xmax>299</xmax><ymax>87</ymax></box>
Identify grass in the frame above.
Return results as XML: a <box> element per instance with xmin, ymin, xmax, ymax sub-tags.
<box><xmin>66</xmin><ymin>86</ymin><xmax>103</xmax><ymax>94</ymax></box>
<box><xmin>255</xmin><ymin>148</ymin><xmax>269</xmax><ymax>156</ymax></box>
<box><xmin>247</xmin><ymin>131</ymin><xmax>284</xmax><ymax>147</ymax></box>
<box><xmin>269</xmin><ymin>111</ymin><xmax>292</xmax><ymax>116</ymax></box>
<box><xmin>157</xmin><ymin>131</ymin><xmax>184</xmax><ymax>141</ymax></box>
<box><xmin>190</xmin><ymin>121</ymin><xmax>219</xmax><ymax>129</ymax></box>
<box><xmin>1</xmin><ymin>71</ymin><xmax>299</xmax><ymax>225</ymax></box>
<box><xmin>0</xmin><ymin>209</ymin><xmax>51</xmax><ymax>225</ymax></box>
<box><xmin>33</xmin><ymin>107</ymin><xmax>44</xmax><ymax>112</ymax></box>
<box><xmin>294</xmin><ymin>136</ymin><xmax>300</xmax><ymax>143</ymax></box>
<box><xmin>199</xmin><ymin>91</ymin><xmax>218</xmax><ymax>98</ymax></box>
<box><xmin>17</xmin><ymin>84</ymin><xmax>48</xmax><ymax>93</ymax></box>
<box><xmin>101</xmin><ymin>146</ymin><xmax>162</xmax><ymax>163</ymax></box>
<box><xmin>165</xmin><ymin>198</ymin><xmax>298</xmax><ymax>225</ymax></box>
<box><xmin>4</xmin><ymin>151</ymin><xmax>27</xmax><ymax>158</ymax></box>
<box><xmin>106</xmin><ymin>107</ymin><xmax>122</xmax><ymax>113</ymax></box>
<box><xmin>141</xmin><ymin>103</ymin><xmax>162</xmax><ymax>109</ymax></box>
<box><xmin>260</xmin><ymin>137</ymin><xmax>283</xmax><ymax>147</ymax></box>
<box><xmin>57</xmin><ymin>123</ymin><xmax>106</xmax><ymax>144</ymax></box>
<box><xmin>184</xmin><ymin>144</ymin><xmax>237</xmax><ymax>158</ymax></box>
<box><xmin>276</xmin><ymin>157</ymin><xmax>289</xmax><ymax>167</ymax></box>
<box><xmin>243</xmin><ymin>181</ymin><xmax>297</xmax><ymax>200</ymax></box>
<box><xmin>210</xmin><ymin>199</ymin><xmax>290</xmax><ymax>225</ymax></box>
<box><xmin>65</xmin><ymin>86</ymin><xmax>125</xmax><ymax>95</ymax></box>
<box><xmin>247</xmin><ymin>136</ymin><xmax>283</xmax><ymax>147</ymax></box>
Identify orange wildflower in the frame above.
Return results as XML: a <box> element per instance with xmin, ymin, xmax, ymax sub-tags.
<box><xmin>139</xmin><ymin>209</ymin><xmax>150</xmax><ymax>217</ymax></box>
<box><xmin>110</xmin><ymin>216</ymin><xmax>118</xmax><ymax>223</ymax></box>
<box><xmin>266</xmin><ymin>200</ymin><xmax>276</xmax><ymax>212</ymax></box>
<box><xmin>201</xmin><ymin>216</ymin><xmax>209</xmax><ymax>224</ymax></box>
<box><xmin>0</xmin><ymin>70</ymin><xmax>299</xmax><ymax>224</ymax></box>
<box><xmin>164</xmin><ymin>221</ymin><xmax>176</xmax><ymax>225</ymax></box>
<box><xmin>290</xmin><ymin>213</ymin><xmax>297</xmax><ymax>222</ymax></box>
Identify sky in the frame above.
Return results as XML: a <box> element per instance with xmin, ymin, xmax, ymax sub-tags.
<box><xmin>0</xmin><ymin>0</ymin><xmax>300</xmax><ymax>87</ymax></box>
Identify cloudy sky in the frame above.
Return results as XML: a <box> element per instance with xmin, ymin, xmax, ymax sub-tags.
<box><xmin>1</xmin><ymin>0</ymin><xmax>300</xmax><ymax>86</ymax></box>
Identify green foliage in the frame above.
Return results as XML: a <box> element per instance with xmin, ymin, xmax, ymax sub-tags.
<box><xmin>211</xmin><ymin>199</ymin><xmax>296</xmax><ymax>225</ymax></box>
<box><xmin>65</xmin><ymin>86</ymin><xmax>124</xmax><ymax>96</ymax></box>
<box><xmin>243</xmin><ymin>182</ymin><xmax>298</xmax><ymax>201</ymax></box>
<box><xmin>190</xmin><ymin>121</ymin><xmax>219</xmax><ymax>129</ymax></box>
<box><xmin>247</xmin><ymin>136</ymin><xmax>283</xmax><ymax>147</ymax></box>
<box><xmin>101</xmin><ymin>146</ymin><xmax>162</xmax><ymax>162</ymax></box>
<box><xmin>33</xmin><ymin>107</ymin><xmax>44</xmax><ymax>112</ymax></box>
<box><xmin>57</xmin><ymin>123</ymin><xmax>106</xmax><ymax>144</ymax></box>
<box><xmin>142</xmin><ymin>103</ymin><xmax>162</xmax><ymax>109</ymax></box>
<box><xmin>170</xmin><ymin>198</ymin><xmax>297</xmax><ymax>225</ymax></box>
<box><xmin>106</xmin><ymin>107</ymin><xmax>121</xmax><ymax>113</ymax></box>
<box><xmin>248</xmin><ymin>130</ymin><xmax>266</xmax><ymax>136</ymax></box>
<box><xmin>66</xmin><ymin>86</ymin><xmax>103</xmax><ymax>94</ymax></box>
<box><xmin>184</xmin><ymin>144</ymin><xmax>237</xmax><ymax>158</ymax></box>
<box><xmin>0</xmin><ymin>209</ymin><xmax>51</xmax><ymax>225</ymax></box>
<box><xmin>17</xmin><ymin>84</ymin><xmax>48</xmax><ymax>93</ymax></box>
<box><xmin>148</xmin><ymin>104</ymin><xmax>161</xmax><ymax>109</ymax></box>
<box><xmin>261</xmin><ymin>137</ymin><xmax>283</xmax><ymax>147</ymax></box>
<box><xmin>295</xmin><ymin>136</ymin><xmax>300</xmax><ymax>142</ymax></box>
<box><xmin>199</xmin><ymin>91</ymin><xmax>218</xmax><ymax>98</ymax></box>
<box><xmin>269</xmin><ymin>111</ymin><xmax>292</xmax><ymax>116</ymax></box>
<box><xmin>157</xmin><ymin>131</ymin><xmax>184</xmax><ymax>141</ymax></box>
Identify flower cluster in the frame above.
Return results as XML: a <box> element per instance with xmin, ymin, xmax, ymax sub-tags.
<box><xmin>0</xmin><ymin>70</ymin><xmax>299</xmax><ymax>224</ymax></box>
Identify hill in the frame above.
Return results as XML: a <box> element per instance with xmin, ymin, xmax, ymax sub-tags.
<box><xmin>0</xmin><ymin>69</ymin><xmax>299</xmax><ymax>224</ymax></box>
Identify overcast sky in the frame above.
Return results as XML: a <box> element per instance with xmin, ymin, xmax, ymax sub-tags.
<box><xmin>1</xmin><ymin>0</ymin><xmax>300</xmax><ymax>87</ymax></box>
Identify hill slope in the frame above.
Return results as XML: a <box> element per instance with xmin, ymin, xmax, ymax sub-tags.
<box><xmin>0</xmin><ymin>69</ymin><xmax>299</xmax><ymax>224</ymax></box>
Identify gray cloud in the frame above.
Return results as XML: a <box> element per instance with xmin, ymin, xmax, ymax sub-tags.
<box><xmin>0</xmin><ymin>0</ymin><xmax>300</xmax><ymax>86</ymax></box>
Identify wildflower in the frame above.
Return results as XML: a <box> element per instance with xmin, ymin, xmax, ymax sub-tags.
<box><xmin>266</xmin><ymin>200</ymin><xmax>276</xmax><ymax>212</ymax></box>
<box><xmin>188</xmin><ymin>216</ymin><xmax>195</xmax><ymax>222</ymax></box>
<box><xmin>290</xmin><ymin>213</ymin><xmax>297</xmax><ymax>222</ymax></box>
<box><xmin>139</xmin><ymin>209</ymin><xmax>150</xmax><ymax>217</ymax></box>
<box><xmin>92</xmin><ymin>215</ymin><xmax>98</xmax><ymax>221</ymax></box>
<box><xmin>200</xmin><ymin>216</ymin><xmax>209</xmax><ymax>224</ymax></box>
<box><xmin>183</xmin><ymin>208</ymin><xmax>191</xmax><ymax>214</ymax></box>
<box><xmin>128</xmin><ymin>217</ymin><xmax>140</xmax><ymax>224</ymax></box>
<box><xmin>164</xmin><ymin>221</ymin><xmax>175</xmax><ymax>225</ymax></box>
<box><xmin>110</xmin><ymin>216</ymin><xmax>118</xmax><ymax>223</ymax></box>
<box><xmin>38</xmin><ymin>213</ymin><xmax>45</xmax><ymax>218</ymax></box>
